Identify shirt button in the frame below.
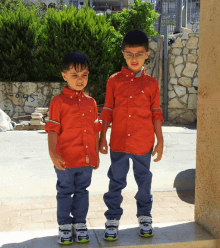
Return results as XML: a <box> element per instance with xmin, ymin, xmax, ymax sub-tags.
<box><xmin>128</xmin><ymin>134</ymin><xmax>130</xmax><ymax>136</ymax></box>
<box><xmin>70</xmin><ymin>96</ymin><xmax>72</xmax><ymax>98</ymax></box>
<box><xmin>129</xmin><ymin>115</ymin><xmax>131</xmax><ymax>117</ymax></box>
<box><xmin>76</xmin><ymin>92</ymin><xmax>78</xmax><ymax>95</ymax></box>
<box><xmin>142</xmin><ymin>90</ymin><xmax>144</xmax><ymax>93</ymax></box>
<box><xmin>90</xmin><ymin>110</ymin><xmax>92</xmax><ymax>112</ymax></box>
<box><xmin>126</xmin><ymin>75</ymin><xmax>128</xmax><ymax>77</ymax></box>
<box><xmin>79</xmin><ymin>99</ymin><xmax>81</xmax><ymax>101</ymax></box>
<box><xmin>131</xmin><ymin>73</ymin><xmax>133</xmax><ymax>75</ymax></box>
<box><xmin>84</xmin><ymin>130</ymin><xmax>86</xmax><ymax>132</ymax></box>
<box><xmin>86</xmin><ymin>146</ymin><xmax>88</xmax><ymax>148</ymax></box>
<box><xmin>82</xmin><ymin>113</ymin><xmax>84</xmax><ymax>116</ymax></box>
<box><xmin>130</xmin><ymin>96</ymin><xmax>132</xmax><ymax>98</ymax></box>
<box><xmin>131</xmin><ymin>79</ymin><xmax>133</xmax><ymax>81</ymax></box>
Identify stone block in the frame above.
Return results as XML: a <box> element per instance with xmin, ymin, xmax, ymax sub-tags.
<box><xmin>21</xmin><ymin>83</ymin><xmax>37</xmax><ymax>95</ymax></box>
<box><xmin>168</xmin><ymin>54</ymin><xmax>175</xmax><ymax>63</ymax></box>
<box><xmin>180</xmin><ymin>110</ymin><xmax>196</xmax><ymax>122</ymax></box>
<box><xmin>183</xmin><ymin>63</ymin><xmax>197</xmax><ymax>78</ymax></box>
<box><xmin>168</xmin><ymin>90</ymin><xmax>176</xmax><ymax>99</ymax></box>
<box><xmin>0</xmin><ymin>99</ymin><xmax>13</xmax><ymax>117</ymax></box>
<box><xmin>168</xmin><ymin>110</ymin><xmax>179</xmax><ymax>120</ymax></box>
<box><xmin>50</xmin><ymin>82</ymin><xmax>61</xmax><ymax>89</ymax></box>
<box><xmin>169</xmin><ymin>78</ymin><xmax>177</xmax><ymax>85</ymax></box>
<box><xmin>188</xmin><ymin>94</ymin><xmax>197</xmax><ymax>109</ymax></box>
<box><xmin>149</xmin><ymin>41</ymin><xmax>157</xmax><ymax>51</ymax></box>
<box><xmin>193</xmin><ymin>78</ymin><xmax>198</xmax><ymax>87</ymax></box>
<box><xmin>168</xmin><ymin>83</ymin><xmax>173</xmax><ymax>90</ymax></box>
<box><xmin>169</xmin><ymin>64</ymin><xmax>176</xmax><ymax>77</ymax></box>
<box><xmin>181</xmin><ymin>27</ymin><xmax>192</xmax><ymax>33</ymax></box>
<box><xmin>180</xmin><ymin>94</ymin><xmax>188</xmax><ymax>104</ymax></box>
<box><xmin>179</xmin><ymin>77</ymin><xmax>192</xmax><ymax>87</ymax></box>
<box><xmin>191</xmin><ymin>49</ymin><xmax>197</xmax><ymax>54</ymax></box>
<box><xmin>42</xmin><ymin>86</ymin><xmax>52</xmax><ymax>96</ymax></box>
<box><xmin>172</xmin><ymin>37</ymin><xmax>183</xmax><ymax>48</ymax></box>
<box><xmin>168</xmin><ymin>97</ymin><xmax>185</xmax><ymax>109</ymax></box>
<box><xmin>187</xmin><ymin>37</ymin><xmax>199</xmax><ymax>49</ymax></box>
<box><xmin>174</xmin><ymin>56</ymin><xmax>184</xmax><ymax>66</ymax></box>
<box><xmin>175</xmin><ymin>64</ymin><xmax>184</xmax><ymax>77</ymax></box>
<box><xmin>173</xmin><ymin>85</ymin><xmax>186</xmax><ymax>97</ymax></box>
<box><xmin>182</xmin><ymin>40</ymin><xmax>187</xmax><ymax>46</ymax></box>
<box><xmin>188</xmin><ymin>54</ymin><xmax>198</xmax><ymax>62</ymax></box>
<box><xmin>53</xmin><ymin>88</ymin><xmax>62</xmax><ymax>96</ymax></box>
<box><xmin>181</xmin><ymin>33</ymin><xmax>189</xmax><ymax>40</ymax></box>
<box><xmin>188</xmin><ymin>87</ymin><xmax>198</xmax><ymax>94</ymax></box>
<box><xmin>172</xmin><ymin>48</ymin><xmax>182</xmax><ymax>55</ymax></box>
<box><xmin>0</xmin><ymin>83</ymin><xmax>5</xmax><ymax>91</ymax></box>
<box><xmin>183</xmin><ymin>48</ymin><xmax>189</xmax><ymax>54</ymax></box>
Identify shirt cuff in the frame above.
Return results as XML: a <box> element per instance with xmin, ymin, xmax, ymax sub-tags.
<box><xmin>94</xmin><ymin>120</ymin><xmax>103</xmax><ymax>134</ymax></box>
<box><xmin>99</xmin><ymin>109</ymin><xmax>113</xmax><ymax>123</ymax></box>
<box><xmin>45</xmin><ymin>120</ymin><xmax>61</xmax><ymax>134</ymax></box>
<box><xmin>152</xmin><ymin>109</ymin><xmax>164</xmax><ymax>123</ymax></box>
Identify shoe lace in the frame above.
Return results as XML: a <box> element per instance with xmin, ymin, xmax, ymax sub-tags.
<box><xmin>74</xmin><ymin>223</ymin><xmax>87</xmax><ymax>232</ymax></box>
<box><xmin>59</xmin><ymin>224</ymin><xmax>72</xmax><ymax>234</ymax></box>
<box><xmin>106</xmin><ymin>219</ymin><xmax>119</xmax><ymax>228</ymax></box>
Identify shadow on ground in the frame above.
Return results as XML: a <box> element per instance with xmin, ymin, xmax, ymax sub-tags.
<box><xmin>1</xmin><ymin>222</ymin><xmax>215</xmax><ymax>248</ymax></box>
<box><xmin>174</xmin><ymin>169</ymin><xmax>196</xmax><ymax>204</ymax></box>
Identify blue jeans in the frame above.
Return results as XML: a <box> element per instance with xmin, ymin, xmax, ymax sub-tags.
<box><xmin>103</xmin><ymin>150</ymin><xmax>153</xmax><ymax>220</ymax></box>
<box><xmin>54</xmin><ymin>166</ymin><xmax>93</xmax><ymax>225</ymax></box>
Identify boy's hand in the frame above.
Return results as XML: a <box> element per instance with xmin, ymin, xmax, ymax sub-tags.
<box><xmin>99</xmin><ymin>138</ymin><xmax>108</xmax><ymax>154</ymax></box>
<box><xmin>93</xmin><ymin>157</ymin><xmax>100</xmax><ymax>170</ymax></box>
<box><xmin>50</xmin><ymin>151</ymin><xmax>66</xmax><ymax>170</ymax></box>
<box><xmin>152</xmin><ymin>141</ymin><xmax>163</xmax><ymax>162</ymax></box>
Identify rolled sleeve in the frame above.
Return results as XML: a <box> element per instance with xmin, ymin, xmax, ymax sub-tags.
<box><xmin>151</xmin><ymin>82</ymin><xmax>164</xmax><ymax>123</ymax></box>
<box><xmin>45</xmin><ymin>97</ymin><xmax>61</xmax><ymax>134</ymax></box>
<box><xmin>99</xmin><ymin>77</ymin><xmax>114</xmax><ymax>123</ymax></box>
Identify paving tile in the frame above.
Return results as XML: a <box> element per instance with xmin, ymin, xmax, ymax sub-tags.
<box><xmin>0</xmin><ymin>211</ymin><xmax>20</xmax><ymax>217</ymax></box>
<box><xmin>88</xmin><ymin>218</ymin><xmax>105</xmax><ymax>228</ymax></box>
<box><xmin>152</xmin><ymin>207</ymin><xmax>177</xmax><ymax>215</ymax></box>
<box><xmin>172</xmin><ymin>206</ymin><xmax>194</xmax><ymax>213</ymax></box>
<box><xmin>0</xmin><ymin>223</ymin><xmax>21</xmax><ymax>232</ymax></box>
<box><xmin>44</xmin><ymin>222</ymin><xmax>58</xmax><ymax>230</ymax></box>
<box><xmin>20</xmin><ymin>209</ymin><xmax>41</xmax><ymax>216</ymax></box>
<box><xmin>86</xmin><ymin>211</ymin><xmax>96</xmax><ymax>218</ymax></box>
<box><xmin>0</xmin><ymin>205</ymin><xmax>13</xmax><ymax>212</ymax></box>
<box><xmin>119</xmin><ymin>217</ymin><xmax>136</xmax><ymax>225</ymax></box>
<box><xmin>10</xmin><ymin>216</ymin><xmax>31</xmax><ymax>224</ymax></box>
<box><xmin>0</xmin><ymin>216</ymin><xmax>9</xmax><ymax>225</ymax></box>
<box><xmin>21</xmin><ymin>223</ymin><xmax>45</xmax><ymax>231</ymax></box>
<box><xmin>31</xmin><ymin>203</ymin><xmax>51</xmax><ymax>209</ymax></box>
<box><xmin>157</xmin><ymin>201</ymin><xmax>179</xmax><ymax>208</ymax></box>
<box><xmin>50</xmin><ymin>201</ymin><xmax>57</xmax><ymax>208</ymax></box>
<box><xmin>32</xmin><ymin>214</ymin><xmax>53</xmax><ymax>223</ymax></box>
<box><xmin>152</xmin><ymin>214</ymin><xmax>178</xmax><ymax>223</ymax></box>
<box><xmin>41</xmin><ymin>208</ymin><xmax>56</xmax><ymax>214</ymax></box>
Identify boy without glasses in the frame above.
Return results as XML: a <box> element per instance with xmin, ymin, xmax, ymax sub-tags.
<box><xmin>45</xmin><ymin>52</ymin><xmax>102</xmax><ymax>245</ymax></box>
<box><xmin>99</xmin><ymin>30</ymin><xmax>164</xmax><ymax>240</ymax></box>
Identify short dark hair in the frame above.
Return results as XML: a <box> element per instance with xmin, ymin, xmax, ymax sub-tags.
<box><xmin>122</xmin><ymin>30</ymin><xmax>149</xmax><ymax>51</ymax></box>
<box><xmin>62</xmin><ymin>52</ymin><xmax>89</xmax><ymax>72</ymax></box>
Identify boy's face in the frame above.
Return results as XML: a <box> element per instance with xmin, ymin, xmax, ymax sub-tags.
<box><xmin>61</xmin><ymin>64</ymin><xmax>89</xmax><ymax>92</ymax></box>
<box><xmin>122</xmin><ymin>46</ymin><xmax>150</xmax><ymax>73</ymax></box>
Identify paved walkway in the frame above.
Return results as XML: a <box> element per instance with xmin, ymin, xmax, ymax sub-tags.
<box><xmin>0</xmin><ymin>190</ymin><xmax>195</xmax><ymax>233</ymax></box>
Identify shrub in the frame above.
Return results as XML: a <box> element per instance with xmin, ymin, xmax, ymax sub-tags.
<box><xmin>0</xmin><ymin>1</ymin><xmax>41</xmax><ymax>81</ymax></box>
<box><xmin>37</xmin><ymin>3</ymin><xmax>118</xmax><ymax>103</ymax></box>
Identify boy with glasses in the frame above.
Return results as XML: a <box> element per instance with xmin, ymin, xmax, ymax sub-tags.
<box><xmin>45</xmin><ymin>52</ymin><xmax>102</xmax><ymax>245</ymax></box>
<box><xmin>99</xmin><ymin>30</ymin><xmax>164</xmax><ymax>240</ymax></box>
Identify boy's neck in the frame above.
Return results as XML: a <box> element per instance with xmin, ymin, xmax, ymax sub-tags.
<box><xmin>67</xmin><ymin>86</ymin><xmax>82</xmax><ymax>93</ymax></box>
<box><xmin>125</xmin><ymin>65</ymin><xmax>143</xmax><ymax>75</ymax></box>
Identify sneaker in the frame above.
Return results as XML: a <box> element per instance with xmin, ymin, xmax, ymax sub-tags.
<box><xmin>57</xmin><ymin>224</ymin><xmax>73</xmax><ymax>245</ymax></box>
<box><xmin>138</xmin><ymin>216</ymin><xmax>153</xmax><ymax>237</ymax></box>
<box><xmin>72</xmin><ymin>223</ymin><xmax>90</xmax><ymax>243</ymax></box>
<box><xmin>103</xmin><ymin>219</ymin><xmax>119</xmax><ymax>241</ymax></box>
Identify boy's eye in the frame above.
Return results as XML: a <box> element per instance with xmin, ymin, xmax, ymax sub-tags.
<box><xmin>136</xmin><ymin>53</ymin><xmax>144</xmax><ymax>57</ymax></box>
<box><xmin>83</xmin><ymin>74</ymin><xmax>88</xmax><ymax>77</ymax></box>
<box><xmin>72</xmin><ymin>74</ymin><xmax>77</xmax><ymax>77</ymax></box>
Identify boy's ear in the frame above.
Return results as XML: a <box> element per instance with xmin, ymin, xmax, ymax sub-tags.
<box><xmin>61</xmin><ymin>72</ymin><xmax>67</xmax><ymax>81</ymax></box>
<box><xmin>145</xmin><ymin>51</ymin><xmax>150</xmax><ymax>59</ymax></box>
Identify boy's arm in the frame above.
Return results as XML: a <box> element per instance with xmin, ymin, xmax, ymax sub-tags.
<box><xmin>152</xmin><ymin>120</ymin><xmax>163</xmax><ymax>162</ymax></box>
<box><xmin>48</xmin><ymin>131</ymin><xmax>66</xmax><ymax>170</ymax></box>
<box><xmin>99</xmin><ymin>120</ymin><xmax>110</xmax><ymax>154</ymax></box>
<box><xmin>93</xmin><ymin>133</ymin><xmax>100</xmax><ymax>170</ymax></box>
<box><xmin>99</xmin><ymin>77</ymin><xmax>115</xmax><ymax>154</ymax></box>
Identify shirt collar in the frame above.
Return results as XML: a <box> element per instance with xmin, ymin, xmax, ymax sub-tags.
<box><xmin>62</xmin><ymin>86</ymin><xmax>85</xmax><ymax>98</ymax></box>
<box><xmin>121</xmin><ymin>66</ymin><xmax>145</xmax><ymax>78</ymax></box>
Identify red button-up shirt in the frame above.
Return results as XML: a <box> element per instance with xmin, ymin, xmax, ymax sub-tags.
<box><xmin>45</xmin><ymin>86</ymin><xmax>103</xmax><ymax>169</ymax></box>
<box><xmin>99</xmin><ymin>66</ymin><xmax>164</xmax><ymax>155</ymax></box>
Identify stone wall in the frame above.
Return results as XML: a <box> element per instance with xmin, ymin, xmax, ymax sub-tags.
<box><xmin>0</xmin><ymin>32</ymin><xmax>199</xmax><ymax>124</ymax></box>
<box><xmin>167</xmin><ymin>31</ymin><xmax>199</xmax><ymax>124</ymax></box>
<box><xmin>0</xmin><ymin>82</ymin><xmax>66</xmax><ymax>118</ymax></box>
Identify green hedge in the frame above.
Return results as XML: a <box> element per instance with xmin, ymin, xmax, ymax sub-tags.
<box><xmin>0</xmin><ymin>0</ymin><xmax>158</xmax><ymax>103</ymax></box>
<box><xmin>0</xmin><ymin>2</ymin><xmax>41</xmax><ymax>81</ymax></box>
